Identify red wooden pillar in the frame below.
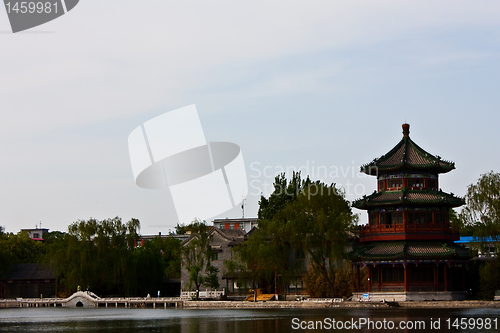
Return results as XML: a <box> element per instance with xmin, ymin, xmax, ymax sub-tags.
<box><xmin>444</xmin><ymin>265</ymin><xmax>448</xmax><ymax>291</ymax></box>
<box><xmin>367</xmin><ymin>266</ymin><xmax>372</xmax><ymax>292</ymax></box>
<box><xmin>462</xmin><ymin>265</ymin><xmax>466</xmax><ymax>292</ymax></box>
<box><xmin>403</xmin><ymin>211</ymin><xmax>408</xmax><ymax>232</ymax></box>
<box><xmin>378</xmin><ymin>267</ymin><xmax>382</xmax><ymax>291</ymax></box>
<box><xmin>404</xmin><ymin>265</ymin><xmax>409</xmax><ymax>292</ymax></box>
<box><xmin>356</xmin><ymin>265</ymin><xmax>360</xmax><ymax>292</ymax></box>
<box><xmin>434</xmin><ymin>264</ymin><xmax>439</xmax><ymax>291</ymax></box>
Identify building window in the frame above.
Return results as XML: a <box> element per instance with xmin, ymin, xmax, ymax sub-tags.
<box><xmin>369</xmin><ymin>213</ymin><xmax>377</xmax><ymax>226</ymax></box>
<box><xmin>229</xmin><ymin>223</ymin><xmax>234</xmax><ymax>230</ymax></box>
<box><xmin>426</xmin><ymin>212</ymin><xmax>433</xmax><ymax>224</ymax></box>
<box><xmin>436</xmin><ymin>212</ymin><xmax>447</xmax><ymax>225</ymax></box>
<box><xmin>382</xmin><ymin>213</ymin><xmax>392</xmax><ymax>227</ymax></box>
<box><xmin>408</xmin><ymin>178</ymin><xmax>424</xmax><ymax>189</ymax></box>
<box><xmin>212</xmin><ymin>253</ymin><xmax>218</xmax><ymax>261</ymax></box>
<box><xmin>372</xmin><ymin>267</ymin><xmax>379</xmax><ymax>283</ymax></box>
<box><xmin>391</xmin><ymin>212</ymin><xmax>403</xmax><ymax>224</ymax></box>
<box><xmin>33</xmin><ymin>233</ymin><xmax>39</xmax><ymax>239</ymax></box>
<box><xmin>387</xmin><ymin>179</ymin><xmax>402</xmax><ymax>190</ymax></box>
<box><xmin>378</xmin><ymin>180</ymin><xmax>385</xmax><ymax>191</ymax></box>
<box><xmin>219</xmin><ymin>223</ymin><xmax>224</xmax><ymax>229</ymax></box>
<box><xmin>427</xmin><ymin>179</ymin><xmax>437</xmax><ymax>190</ymax></box>
<box><xmin>381</xmin><ymin>267</ymin><xmax>404</xmax><ymax>283</ymax></box>
<box><xmin>407</xmin><ymin>211</ymin><xmax>431</xmax><ymax>224</ymax></box>
<box><xmin>409</xmin><ymin>266</ymin><xmax>434</xmax><ymax>282</ymax></box>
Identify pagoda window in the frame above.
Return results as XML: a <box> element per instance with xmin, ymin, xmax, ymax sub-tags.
<box><xmin>369</xmin><ymin>213</ymin><xmax>378</xmax><ymax>226</ymax></box>
<box><xmin>378</xmin><ymin>180</ymin><xmax>385</xmax><ymax>191</ymax></box>
<box><xmin>408</xmin><ymin>211</ymin><xmax>431</xmax><ymax>224</ymax></box>
<box><xmin>392</xmin><ymin>212</ymin><xmax>403</xmax><ymax>224</ymax></box>
<box><xmin>407</xmin><ymin>212</ymin><xmax>416</xmax><ymax>224</ymax></box>
<box><xmin>380</xmin><ymin>213</ymin><xmax>386</xmax><ymax>226</ymax></box>
<box><xmin>436</xmin><ymin>212</ymin><xmax>447</xmax><ymax>225</ymax></box>
<box><xmin>383</xmin><ymin>213</ymin><xmax>392</xmax><ymax>227</ymax></box>
<box><xmin>372</xmin><ymin>267</ymin><xmax>379</xmax><ymax>283</ymax></box>
<box><xmin>427</xmin><ymin>179</ymin><xmax>437</xmax><ymax>190</ymax></box>
<box><xmin>410</xmin><ymin>266</ymin><xmax>434</xmax><ymax>283</ymax></box>
<box><xmin>408</xmin><ymin>178</ymin><xmax>424</xmax><ymax>189</ymax></box>
<box><xmin>387</xmin><ymin>179</ymin><xmax>402</xmax><ymax>190</ymax></box>
<box><xmin>381</xmin><ymin>267</ymin><xmax>404</xmax><ymax>283</ymax></box>
<box><xmin>426</xmin><ymin>212</ymin><xmax>433</xmax><ymax>224</ymax></box>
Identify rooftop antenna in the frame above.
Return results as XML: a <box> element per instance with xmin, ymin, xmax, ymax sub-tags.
<box><xmin>241</xmin><ymin>198</ymin><xmax>246</xmax><ymax>218</ymax></box>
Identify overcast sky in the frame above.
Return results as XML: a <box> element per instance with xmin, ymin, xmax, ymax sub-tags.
<box><xmin>1</xmin><ymin>1</ymin><xmax>500</xmax><ymax>235</ymax></box>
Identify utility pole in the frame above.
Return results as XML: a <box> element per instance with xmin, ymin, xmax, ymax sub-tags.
<box><xmin>241</xmin><ymin>199</ymin><xmax>246</xmax><ymax>218</ymax></box>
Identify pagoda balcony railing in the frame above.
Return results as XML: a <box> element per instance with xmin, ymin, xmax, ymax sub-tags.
<box><xmin>359</xmin><ymin>223</ymin><xmax>456</xmax><ymax>235</ymax></box>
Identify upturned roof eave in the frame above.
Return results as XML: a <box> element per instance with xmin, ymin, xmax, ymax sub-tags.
<box><xmin>360</xmin><ymin>136</ymin><xmax>455</xmax><ymax>176</ymax></box>
<box><xmin>352</xmin><ymin>190</ymin><xmax>465</xmax><ymax>210</ymax></box>
<box><xmin>350</xmin><ymin>241</ymin><xmax>470</xmax><ymax>261</ymax></box>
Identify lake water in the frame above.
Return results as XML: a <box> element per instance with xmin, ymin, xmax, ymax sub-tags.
<box><xmin>0</xmin><ymin>307</ymin><xmax>499</xmax><ymax>332</ymax></box>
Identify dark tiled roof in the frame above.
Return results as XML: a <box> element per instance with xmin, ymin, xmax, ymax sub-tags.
<box><xmin>360</xmin><ymin>125</ymin><xmax>455</xmax><ymax>175</ymax></box>
<box><xmin>406</xmin><ymin>243</ymin><xmax>454</xmax><ymax>257</ymax></box>
<box><xmin>350</xmin><ymin>241</ymin><xmax>470</xmax><ymax>261</ymax></box>
<box><xmin>3</xmin><ymin>263</ymin><xmax>55</xmax><ymax>281</ymax></box>
<box><xmin>182</xmin><ymin>227</ymin><xmax>246</xmax><ymax>246</ymax></box>
<box><xmin>217</xmin><ymin>228</ymin><xmax>246</xmax><ymax>239</ymax></box>
<box><xmin>352</xmin><ymin>189</ymin><xmax>464</xmax><ymax>209</ymax></box>
<box><xmin>365</xmin><ymin>242</ymin><xmax>405</xmax><ymax>259</ymax></box>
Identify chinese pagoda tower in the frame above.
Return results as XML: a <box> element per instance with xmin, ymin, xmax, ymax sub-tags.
<box><xmin>351</xmin><ymin>124</ymin><xmax>469</xmax><ymax>301</ymax></box>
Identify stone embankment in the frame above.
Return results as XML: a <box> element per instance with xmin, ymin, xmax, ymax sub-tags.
<box><xmin>1</xmin><ymin>295</ymin><xmax>499</xmax><ymax>309</ymax></box>
<box><xmin>183</xmin><ymin>300</ymin><xmax>500</xmax><ymax>309</ymax></box>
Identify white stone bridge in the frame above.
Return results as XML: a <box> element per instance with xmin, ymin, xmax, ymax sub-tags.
<box><xmin>0</xmin><ymin>291</ymin><xmax>183</xmax><ymax>308</ymax></box>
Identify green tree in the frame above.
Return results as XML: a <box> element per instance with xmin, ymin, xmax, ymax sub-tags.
<box><xmin>256</xmin><ymin>172</ymin><xmax>305</xmax><ymax>298</ymax></box>
<box><xmin>203</xmin><ymin>265</ymin><xmax>220</xmax><ymax>292</ymax></box>
<box><xmin>479</xmin><ymin>258</ymin><xmax>500</xmax><ymax>299</ymax></box>
<box><xmin>181</xmin><ymin>219</ymin><xmax>213</xmax><ymax>299</ymax></box>
<box><xmin>239</xmin><ymin>173</ymin><xmax>357</xmax><ymax>298</ymax></box>
<box><xmin>276</xmin><ymin>180</ymin><xmax>357</xmax><ymax>297</ymax></box>
<box><xmin>459</xmin><ymin>171</ymin><xmax>500</xmax><ymax>252</ymax></box>
<box><xmin>47</xmin><ymin>217</ymin><xmax>141</xmax><ymax>296</ymax></box>
<box><xmin>175</xmin><ymin>223</ymin><xmax>187</xmax><ymax>235</ymax></box>
<box><xmin>225</xmin><ymin>229</ymin><xmax>275</xmax><ymax>301</ymax></box>
<box><xmin>0</xmin><ymin>227</ymin><xmax>14</xmax><ymax>278</ymax></box>
<box><xmin>130</xmin><ymin>235</ymin><xmax>181</xmax><ymax>296</ymax></box>
<box><xmin>2</xmin><ymin>230</ymin><xmax>45</xmax><ymax>264</ymax></box>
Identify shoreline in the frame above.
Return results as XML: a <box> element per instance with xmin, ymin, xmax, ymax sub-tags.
<box><xmin>183</xmin><ymin>300</ymin><xmax>500</xmax><ymax>309</ymax></box>
<box><xmin>1</xmin><ymin>299</ymin><xmax>499</xmax><ymax>309</ymax></box>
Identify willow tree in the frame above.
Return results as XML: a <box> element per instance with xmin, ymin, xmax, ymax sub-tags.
<box><xmin>281</xmin><ymin>180</ymin><xmax>357</xmax><ymax>297</ymax></box>
<box><xmin>459</xmin><ymin>171</ymin><xmax>500</xmax><ymax>298</ymax></box>
<box><xmin>181</xmin><ymin>220</ymin><xmax>213</xmax><ymax>300</ymax></box>
<box><xmin>459</xmin><ymin>171</ymin><xmax>500</xmax><ymax>246</ymax></box>
<box><xmin>47</xmin><ymin>217</ymin><xmax>140</xmax><ymax>296</ymax></box>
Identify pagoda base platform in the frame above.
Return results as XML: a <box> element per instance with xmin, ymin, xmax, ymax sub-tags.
<box><xmin>352</xmin><ymin>291</ymin><xmax>466</xmax><ymax>302</ymax></box>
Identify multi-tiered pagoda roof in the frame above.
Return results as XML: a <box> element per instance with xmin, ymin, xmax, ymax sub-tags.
<box><xmin>360</xmin><ymin>124</ymin><xmax>455</xmax><ymax>175</ymax></box>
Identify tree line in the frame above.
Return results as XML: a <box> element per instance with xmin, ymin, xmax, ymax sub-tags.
<box><xmin>452</xmin><ymin>171</ymin><xmax>500</xmax><ymax>299</ymax></box>
<box><xmin>2</xmin><ymin>171</ymin><xmax>499</xmax><ymax>300</ymax></box>
<box><xmin>0</xmin><ymin>217</ymin><xmax>181</xmax><ymax>297</ymax></box>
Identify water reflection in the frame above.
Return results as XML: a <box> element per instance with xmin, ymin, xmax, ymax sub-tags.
<box><xmin>0</xmin><ymin>307</ymin><xmax>499</xmax><ymax>332</ymax></box>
